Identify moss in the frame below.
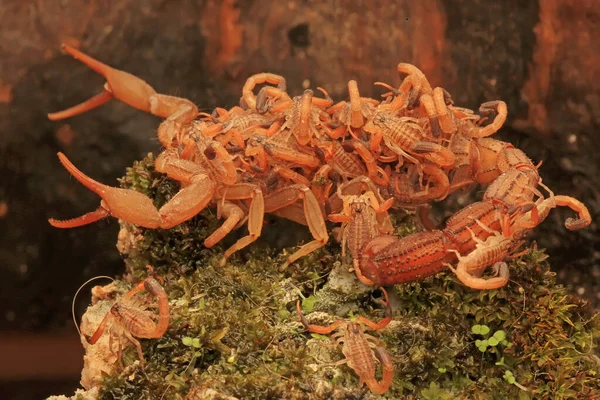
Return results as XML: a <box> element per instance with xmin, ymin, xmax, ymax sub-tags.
<box><xmin>83</xmin><ymin>154</ymin><xmax>600</xmax><ymax>399</ymax></box>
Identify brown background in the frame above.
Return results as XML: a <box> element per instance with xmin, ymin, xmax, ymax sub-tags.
<box><xmin>0</xmin><ymin>0</ymin><xmax>598</xmax><ymax>397</ymax></box>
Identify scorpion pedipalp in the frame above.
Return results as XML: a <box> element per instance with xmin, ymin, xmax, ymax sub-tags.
<box><xmin>48</xmin><ymin>44</ymin><xmax>197</xmax><ymax>120</ymax></box>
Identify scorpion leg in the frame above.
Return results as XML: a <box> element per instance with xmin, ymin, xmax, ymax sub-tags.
<box><xmin>264</xmin><ymin>185</ymin><xmax>328</xmax><ymax>269</ymax></box>
<box><xmin>296</xmin><ymin>300</ymin><xmax>345</xmax><ymax>334</ymax></box>
<box><xmin>356</xmin><ymin>287</ymin><xmax>392</xmax><ymax>331</ymax></box>
<box><xmin>221</xmin><ymin>188</ymin><xmax>265</xmax><ymax>265</ymax></box>
<box><xmin>48</xmin><ymin>44</ymin><xmax>197</xmax><ymax>120</ymax></box>
<box><xmin>87</xmin><ymin>309</ymin><xmax>113</xmax><ymax>345</ymax></box>
<box><xmin>203</xmin><ymin>201</ymin><xmax>246</xmax><ymax>249</ymax></box>
<box><xmin>121</xmin><ymin>329</ymin><xmax>146</xmax><ymax>366</ymax></box>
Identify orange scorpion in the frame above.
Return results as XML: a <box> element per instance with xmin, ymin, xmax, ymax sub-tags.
<box><xmin>296</xmin><ymin>288</ymin><xmax>394</xmax><ymax>395</ymax></box>
<box><xmin>86</xmin><ymin>273</ymin><xmax>170</xmax><ymax>366</ymax></box>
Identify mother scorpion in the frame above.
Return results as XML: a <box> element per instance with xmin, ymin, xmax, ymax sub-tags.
<box><xmin>47</xmin><ymin>44</ymin><xmax>332</xmax><ymax>269</ymax></box>
<box><xmin>47</xmin><ymin>45</ymin><xmax>592</xmax><ymax>289</ymax></box>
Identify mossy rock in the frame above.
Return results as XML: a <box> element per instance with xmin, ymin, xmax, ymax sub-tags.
<box><xmin>62</xmin><ymin>154</ymin><xmax>600</xmax><ymax>399</ymax></box>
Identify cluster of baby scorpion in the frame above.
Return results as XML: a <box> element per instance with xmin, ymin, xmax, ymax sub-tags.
<box><xmin>48</xmin><ymin>44</ymin><xmax>592</xmax><ymax>395</ymax></box>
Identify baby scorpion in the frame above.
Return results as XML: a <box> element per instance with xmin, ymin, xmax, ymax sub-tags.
<box><xmin>296</xmin><ymin>288</ymin><xmax>394</xmax><ymax>395</ymax></box>
<box><xmin>86</xmin><ymin>272</ymin><xmax>170</xmax><ymax>366</ymax></box>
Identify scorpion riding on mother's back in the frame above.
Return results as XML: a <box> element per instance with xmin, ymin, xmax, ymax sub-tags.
<box><xmin>48</xmin><ymin>44</ymin><xmax>591</xmax><ymax>292</ymax></box>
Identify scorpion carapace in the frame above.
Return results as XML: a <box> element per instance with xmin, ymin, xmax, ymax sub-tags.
<box><xmin>48</xmin><ymin>44</ymin><xmax>591</xmax><ymax>288</ymax></box>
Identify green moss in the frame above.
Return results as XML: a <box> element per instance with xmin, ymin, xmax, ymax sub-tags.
<box><xmin>91</xmin><ymin>154</ymin><xmax>600</xmax><ymax>399</ymax></box>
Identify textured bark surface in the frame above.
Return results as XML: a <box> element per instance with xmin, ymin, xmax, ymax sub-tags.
<box><xmin>1</xmin><ymin>0</ymin><xmax>598</xmax><ymax>396</ymax></box>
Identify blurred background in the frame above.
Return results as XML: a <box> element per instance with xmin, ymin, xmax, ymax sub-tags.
<box><xmin>0</xmin><ymin>0</ymin><xmax>598</xmax><ymax>398</ymax></box>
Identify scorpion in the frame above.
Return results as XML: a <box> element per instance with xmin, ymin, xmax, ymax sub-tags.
<box><xmin>358</xmin><ymin>193</ymin><xmax>590</xmax><ymax>289</ymax></box>
<box><xmin>47</xmin><ymin>45</ymin><xmax>331</xmax><ymax>268</ymax></box>
<box><xmin>296</xmin><ymin>288</ymin><xmax>394</xmax><ymax>395</ymax></box>
<box><xmin>445</xmin><ymin>194</ymin><xmax>592</xmax><ymax>289</ymax></box>
<box><xmin>85</xmin><ymin>272</ymin><xmax>170</xmax><ymax>366</ymax></box>
<box><xmin>47</xmin><ymin>44</ymin><xmax>592</xmax><ymax>289</ymax></box>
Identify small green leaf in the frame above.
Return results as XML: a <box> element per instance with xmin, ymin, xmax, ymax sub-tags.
<box><xmin>493</xmin><ymin>330</ymin><xmax>507</xmax><ymax>341</ymax></box>
<box><xmin>421</xmin><ymin>382</ymin><xmax>446</xmax><ymax>400</ymax></box>
<box><xmin>479</xmin><ymin>325</ymin><xmax>490</xmax><ymax>335</ymax></box>
<box><xmin>504</xmin><ymin>370</ymin><xmax>516</xmax><ymax>384</ymax></box>
<box><xmin>475</xmin><ymin>339</ymin><xmax>483</xmax><ymax>347</ymax></box>
<box><xmin>310</xmin><ymin>333</ymin><xmax>329</xmax><ymax>341</ymax></box>
<box><xmin>471</xmin><ymin>324</ymin><xmax>482</xmax><ymax>334</ymax></box>
<box><xmin>478</xmin><ymin>345</ymin><xmax>488</xmax><ymax>353</ymax></box>
<box><xmin>501</xmin><ymin>340</ymin><xmax>509</xmax><ymax>346</ymax></box>
<box><xmin>192</xmin><ymin>338</ymin><xmax>202</xmax><ymax>348</ymax></box>
<box><xmin>182</xmin><ymin>337</ymin><xmax>193</xmax><ymax>346</ymax></box>
<box><xmin>277</xmin><ymin>309</ymin><xmax>291</xmax><ymax>320</ymax></box>
<box><xmin>438</xmin><ymin>367</ymin><xmax>446</xmax><ymax>373</ymax></box>
<box><xmin>302</xmin><ymin>296</ymin><xmax>318</xmax><ymax>313</ymax></box>
<box><xmin>488</xmin><ymin>337</ymin><xmax>499</xmax><ymax>347</ymax></box>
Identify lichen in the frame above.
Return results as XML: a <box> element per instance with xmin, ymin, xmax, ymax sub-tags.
<box><xmin>65</xmin><ymin>154</ymin><xmax>600</xmax><ymax>399</ymax></box>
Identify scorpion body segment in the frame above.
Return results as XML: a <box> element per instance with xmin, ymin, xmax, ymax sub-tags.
<box><xmin>446</xmin><ymin>232</ymin><xmax>515</xmax><ymax>290</ymax></box>
<box><xmin>443</xmin><ymin>201</ymin><xmax>503</xmax><ymax>255</ymax></box>
<box><xmin>358</xmin><ymin>230</ymin><xmax>454</xmax><ymax>286</ymax></box>
<box><xmin>327</xmin><ymin>179</ymin><xmax>394</xmax><ymax>271</ymax></box>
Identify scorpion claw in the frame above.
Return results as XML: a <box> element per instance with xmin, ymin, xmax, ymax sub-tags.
<box><xmin>52</xmin><ymin>152</ymin><xmax>163</xmax><ymax>228</ymax></box>
<box><xmin>48</xmin><ymin>205</ymin><xmax>111</xmax><ymax>228</ymax></box>
<box><xmin>48</xmin><ymin>44</ymin><xmax>197</xmax><ymax>120</ymax></box>
<box><xmin>48</xmin><ymin>44</ymin><xmax>159</xmax><ymax>119</ymax></box>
